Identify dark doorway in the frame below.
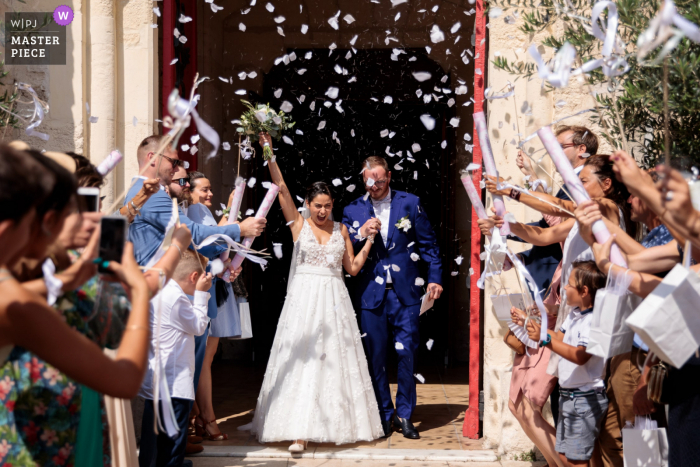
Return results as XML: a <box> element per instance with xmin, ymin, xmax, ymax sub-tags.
<box><xmin>244</xmin><ymin>48</ymin><xmax>461</xmax><ymax>371</ymax></box>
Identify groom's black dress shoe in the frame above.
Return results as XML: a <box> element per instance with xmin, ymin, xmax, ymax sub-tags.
<box><xmin>381</xmin><ymin>419</ymin><xmax>393</xmax><ymax>438</ymax></box>
<box><xmin>393</xmin><ymin>415</ymin><xmax>420</xmax><ymax>439</ymax></box>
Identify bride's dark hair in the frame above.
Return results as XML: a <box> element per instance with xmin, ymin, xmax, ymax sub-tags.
<box><xmin>305</xmin><ymin>181</ymin><xmax>333</xmax><ymax>203</ymax></box>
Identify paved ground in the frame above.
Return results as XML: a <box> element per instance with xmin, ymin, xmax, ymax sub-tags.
<box><xmin>194</xmin><ymin>362</ymin><xmax>478</xmax><ymax>451</ymax></box>
<box><xmin>190</xmin><ymin>459</ymin><xmax>546</xmax><ymax>467</ymax></box>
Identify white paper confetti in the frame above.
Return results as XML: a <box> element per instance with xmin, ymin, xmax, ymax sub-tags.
<box><xmin>415</xmin><ymin>277</ymin><xmax>425</xmax><ymax>286</ymax></box>
<box><xmin>301</xmin><ymin>24</ymin><xmax>309</xmax><ymax>34</ymax></box>
<box><xmin>426</xmin><ymin>339</ymin><xmax>434</xmax><ymax>350</ymax></box>
<box><xmin>325</xmin><ymin>87</ymin><xmax>339</xmax><ymax>99</ymax></box>
<box><xmin>277</xmin><ymin>26</ymin><xmax>285</xmax><ymax>36</ymax></box>
<box><xmin>395</xmin><ymin>342</ymin><xmax>404</xmax><ymax>350</ymax></box>
<box><xmin>273</xmin><ymin>243</ymin><xmax>283</xmax><ymax>259</ymax></box>
<box><xmin>245</xmin><ymin>209</ymin><xmax>255</xmax><ymax>216</ymax></box>
<box><xmin>449</xmin><ymin>117</ymin><xmax>460</xmax><ymax>127</ymax></box>
<box><xmin>282</xmin><ymin>135</ymin><xmax>293</xmax><ymax>145</ymax></box>
<box><xmin>343</xmin><ymin>14</ymin><xmax>355</xmax><ymax>24</ymax></box>
<box><xmin>410</xmin><ymin>253</ymin><xmax>420</xmax><ymax>262</ymax></box>
<box><xmin>328</xmin><ymin>10</ymin><xmax>340</xmax><ymax>30</ymax></box>
<box><xmin>412</xmin><ymin>143</ymin><xmax>421</xmax><ymax>153</ymax></box>
<box><xmin>153</xmin><ymin>7</ymin><xmax>161</xmax><ymax>17</ymax></box>
<box><xmin>274</xmin><ymin>15</ymin><xmax>285</xmax><ymax>23</ymax></box>
<box><xmin>414</xmin><ymin>373</ymin><xmax>425</xmax><ymax>383</ymax></box>
<box><xmin>430</xmin><ymin>25</ymin><xmax>445</xmax><ymax>43</ymax></box>
<box><xmin>375</xmin><ymin>276</ymin><xmax>385</xmax><ymax>285</ymax></box>
<box><xmin>347</xmin><ymin>184</ymin><xmax>356</xmax><ymax>192</ymax></box>
<box><xmin>89</xmin><ymin>116</ymin><xmax>99</xmax><ymax>124</ymax></box>
<box><xmin>265</xmin><ymin>2</ymin><xmax>274</xmax><ymax>12</ymax></box>
<box><xmin>239</xmin><ymin>23</ymin><xmax>246</xmax><ymax>31</ymax></box>
<box><xmin>247</xmin><ymin>177</ymin><xmax>257</xmax><ymax>188</ymax></box>
<box><xmin>317</xmin><ymin>120</ymin><xmax>326</xmax><ymax>130</ymax></box>
<box><xmin>391</xmin><ymin>264</ymin><xmax>401</xmax><ymax>272</ymax></box>
<box><xmin>384</xmin><ymin>96</ymin><xmax>393</xmax><ymax>104</ymax></box>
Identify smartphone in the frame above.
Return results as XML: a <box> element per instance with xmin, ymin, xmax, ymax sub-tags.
<box><xmin>77</xmin><ymin>187</ymin><xmax>100</xmax><ymax>213</ymax></box>
<box><xmin>98</xmin><ymin>215</ymin><xmax>128</xmax><ymax>273</ymax></box>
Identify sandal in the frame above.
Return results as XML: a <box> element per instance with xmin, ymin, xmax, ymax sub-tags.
<box><xmin>289</xmin><ymin>440</ymin><xmax>308</xmax><ymax>452</ymax></box>
<box><xmin>193</xmin><ymin>417</ymin><xmax>206</xmax><ymax>438</ymax></box>
<box><xmin>203</xmin><ymin>419</ymin><xmax>229</xmax><ymax>441</ymax></box>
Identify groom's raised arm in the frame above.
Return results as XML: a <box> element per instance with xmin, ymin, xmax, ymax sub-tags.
<box><xmin>413</xmin><ymin>199</ymin><xmax>443</xmax><ymax>286</ymax></box>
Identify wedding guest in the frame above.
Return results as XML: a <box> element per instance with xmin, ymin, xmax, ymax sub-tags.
<box><xmin>0</xmin><ymin>146</ymin><xmax>151</xmax><ymax>467</ymax></box>
<box><xmin>187</xmin><ymin>171</ymin><xmax>242</xmax><ymax>441</ymax></box>
<box><xmin>138</xmin><ymin>249</ymin><xmax>211</xmax><ymax>467</ymax></box>
<box><xmin>527</xmin><ymin>261</ymin><xmax>608</xmax><ymax>467</ymax></box>
<box><xmin>125</xmin><ymin>135</ymin><xmax>266</xmax><ymax>265</ymax></box>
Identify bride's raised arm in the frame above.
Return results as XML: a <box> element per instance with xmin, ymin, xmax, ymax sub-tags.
<box><xmin>260</xmin><ymin>133</ymin><xmax>304</xmax><ymax>240</ymax></box>
<box><xmin>341</xmin><ymin>224</ymin><xmax>373</xmax><ymax>276</ymax></box>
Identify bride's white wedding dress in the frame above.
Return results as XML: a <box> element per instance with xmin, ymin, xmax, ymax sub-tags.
<box><xmin>251</xmin><ymin>220</ymin><xmax>384</xmax><ymax>443</ymax></box>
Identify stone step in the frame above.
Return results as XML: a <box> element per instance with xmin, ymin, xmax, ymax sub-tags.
<box><xmin>188</xmin><ymin>446</ymin><xmax>499</xmax><ymax>462</ymax></box>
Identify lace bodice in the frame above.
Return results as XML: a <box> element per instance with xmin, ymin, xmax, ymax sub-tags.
<box><xmin>295</xmin><ymin>221</ymin><xmax>345</xmax><ymax>271</ymax></box>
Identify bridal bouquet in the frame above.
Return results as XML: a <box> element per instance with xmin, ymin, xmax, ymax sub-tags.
<box><xmin>235</xmin><ymin>100</ymin><xmax>295</xmax><ymax>159</ymax></box>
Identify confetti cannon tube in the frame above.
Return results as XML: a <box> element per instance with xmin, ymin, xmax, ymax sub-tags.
<box><xmin>221</xmin><ymin>178</ymin><xmax>247</xmax><ymax>281</ymax></box>
<box><xmin>537</xmin><ymin>126</ymin><xmax>627</xmax><ymax>267</ymax></box>
<box><xmin>460</xmin><ymin>174</ymin><xmax>488</xmax><ymax>220</ymax></box>
<box><xmin>474</xmin><ymin>111</ymin><xmax>510</xmax><ymax>235</ymax></box>
<box><xmin>96</xmin><ymin>150</ymin><xmax>123</xmax><ymax>176</ymax></box>
<box><xmin>230</xmin><ymin>183</ymin><xmax>280</xmax><ymax>269</ymax></box>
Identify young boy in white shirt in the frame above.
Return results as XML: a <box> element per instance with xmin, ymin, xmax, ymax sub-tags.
<box><xmin>139</xmin><ymin>249</ymin><xmax>212</xmax><ymax>467</ymax></box>
<box><xmin>528</xmin><ymin>260</ymin><xmax>608</xmax><ymax>466</ymax></box>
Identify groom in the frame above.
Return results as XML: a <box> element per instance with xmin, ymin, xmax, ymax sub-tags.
<box><xmin>342</xmin><ymin>156</ymin><xmax>443</xmax><ymax>439</ymax></box>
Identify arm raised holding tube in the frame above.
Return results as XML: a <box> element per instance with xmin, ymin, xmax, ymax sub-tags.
<box><xmin>474</xmin><ymin>111</ymin><xmax>510</xmax><ymax>235</ymax></box>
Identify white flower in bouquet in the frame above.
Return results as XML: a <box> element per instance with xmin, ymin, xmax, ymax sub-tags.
<box><xmin>254</xmin><ymin>109</ymin><xmax>268</xmax><ymax>123</ymax></box>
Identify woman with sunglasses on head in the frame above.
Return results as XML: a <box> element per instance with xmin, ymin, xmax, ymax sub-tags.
<box><xmin>186</xmin><ymin>171</ymin><xmax>244</xmax><ymax>442</ymax></box>
<box><xmin>250</xmin><ymin>133</ymin><xmax>383</xmax><ymax>452</ymax></box>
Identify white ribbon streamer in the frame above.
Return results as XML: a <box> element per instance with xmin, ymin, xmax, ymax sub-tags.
<box><xmin>637</xmin><ymin>0</ymin><xmax>700</xmax><ymax>65</ymax></box>
<box><xmin>484</xmin><ymin>82</ymin><xmax>515</xmax><ymax>100</ymax></box>
<box><xmin>529</xmin><ymin>42</ymin><xmax>577</xmax><ymax>88</ymax></box>
<box><xmin>169</xmin><ymin>94</ymin><xmax>220</xmax><ymax>160</ymax></box>
<box><xmin>18</xmin><ymin>83</ymin><xmax>49</xmax><ymax>141</ymax></box>
<box><xmin>152</xmin><ymin>272</ymin><xmax>179</xmax><ymax>437</ymax></box>
<box><xmin>42</xmin><ymin>258</ymin><xmax>63</xmax><ymax>307</ymax></box>
<box><xmin>193</xmin><ymin>233</ymin><xmax>269</xmax><ymax>267</ymax></box>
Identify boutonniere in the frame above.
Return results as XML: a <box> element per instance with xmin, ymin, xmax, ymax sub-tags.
<box><xmin>395</xmin><ymin>215</ymin><xmax>411</xmax><ymax>232</ymax></box>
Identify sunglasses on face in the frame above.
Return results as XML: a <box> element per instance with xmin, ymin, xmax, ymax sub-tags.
<box><xmin>159</xmin><ymin>153</ymin><xmax>190</xmax><ymax>169</ymax></box>
<box><xmin>172</xmin><ymin>178</ymin><xmax>189</xmax><ymax>187</ymax></box>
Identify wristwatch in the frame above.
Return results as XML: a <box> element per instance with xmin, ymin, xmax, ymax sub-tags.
<box><xmin>539</xmin><ymin>333</ymin><xmax>552</xmax><ymax>347</ymax></box>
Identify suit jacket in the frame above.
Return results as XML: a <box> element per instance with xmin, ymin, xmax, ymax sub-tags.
<box><xmin>342</xmin><ymin>190</ymin><xmax>442</xmax><ymax>310</ymax></box>
<box><xmin>124</xmin><ymin>178</ymin><xmax>240</xmax><ymax>265</ymax></box>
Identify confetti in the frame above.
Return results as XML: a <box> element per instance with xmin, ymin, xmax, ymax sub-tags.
<box><xmin>273</xmin><ymin>243</ymin><xmax>283</xmax><ymax>259</ymax></box>
<box><xmin>375</xmin><ymin>276</ymin><xmax>385</xmax><ymax>285</ymax></box>
<box><xmin>347</xmin><ymin>184</ymin><xmax>356</xmax><ymax>192</ymax></box>
<box><xmin>361</xmin><ymin>333</ymin><xmax>367</xmax><ymax>338</ymax></box>
<box><xmin>274</xmin><ymin>88</ymin><xmax>283</xmax><ymax>98</ymax></box>
<box><xmin>391</xmin><ymin>264</ymin><xmax>401</xmax><ymax>272</ymax></box>
<box><xmin>277</xmin><ymin>26</ymin><xmax>285</xmax><ymax>36</ymax></box>
<box><xmin>395</xmin><ymin>342</ymin><xmax>404</xmax><ymax>350</ymax></box>
<box><xmin>317</xmin><ymin>121</ymin><xmax>326</xmax><ymax>130</ymax></box>
<box><xmin>286</xmin><ymin>220</ymin><xmax>295</xmax><ymax>226</ymax></box>
<box><xmin>343</xmin><ymin>14</ymin><xmax>355</xmax><ymax>24</ymax></box>
<box><xmin>274</xmin><ymin>15</ymin><xmax>285</xmax><ymax>23</ymax></box>
<box><xmin>451</xmin><ymin>22</ymin><xmax>461</xmax><ymax>33</ymax></box>
<box><xmin>239</xmin><ymin>23</ymin><xmax>246</xmax><ymax>31</ymax></box>
<box><xmin>265</xmin><ymin>2</ymin><xmax>274</xmax><ymax>12</ymax></box>
<box><xmin>455</xmin><ymin>255</ymin><xmax>464</xmax><ymax>265</ymax></box>
<box><xmin>332</xmin><ymin>178</ymin><xmax>342</xmax><ymax>186</ymax></box>
<box><xmin>455</xmin><ymin>85</ymin><xmax>468</xmax><ymax>95</ymax></box>
<box><xmin>426</xmin><ymin>339</ymin><xmax>434</xmax><ymax>350</ymax></box>
<box><xmin>391</xmin><ymin>0</ymin><xmax>407</xmax><ymax>5</ymax></box>
<box><xmin>301</xmin><ymin>24</ymin><xmax>309</xmax><ymax>34</ymax></box>
<box><xmin>489</xmin><ymin>7</ymin><xmax>503</xmax><ymax>18</ymax></box>
<box><xmin>170</xmin><ymin>58</ymin><xmax>178</xmax><ymax>65</ymax></box>
<box><xmin>415</xmin><ymin>277</ymin><xmax>425</xmax><ymax>286</ymax></box>
<box><xmin>384</xmin><ymin>96</ymin><xmax>393</xmax><ymax>104</ymax></box>
<box><xmin>410</xmin><ymin>253</ymin><xmax>420</xmax><ymax>261</ymax></box>
<box><xmin>153</xmin><ymin>7</ymin><xmax>161</xmax><ymax>17</ymax></box>
<box><xmin>132</xmin><ymin>116</ymin><xmax>138</xmax><ymax>127</ymax></box>
<box><xmin>430</xmin><ymin>25</ymin><xmax>445</xmax><ymax>43</ymax></box>
<box><xmin>412</xmin><ymin>143</ymin><xmax>421</xmax><ymax>153</ymax></box>
<box><xmin>325</xmin><ymin>87</ymin><xmax>339</xmax><ymax>99</ymax></box>
<box><xmin>179</xmin><ymin>14</ymin><xmax>193</xmax><ymax>23</ymax></box>
<box><xmin>380</xmin><ymin>129</ymin><xmax>389</xmax><ymax>138</ymax></box>
<box><xmin>449</xmin><ymin>117</ymin><xmax>460</xmax><ymax>127</ymax></box>
<box><xmin>89</xmin><ymin>116</ymin><xmax>98</xmax><ymax>123</ymax></box>
<box><xmin>328</xmin><ymin>10</ymin><xmax>340</xmax><ymax>30</ymax></box>
<box><xmin>246</xmin><ymin>209</ymin><xmax>254</xmax><ymax>216</ymax></box>
<box><xmin>247</xmin><ymin>177</ymin><xmax>257</xmax><ymax>188</ymax></box>
<box><xmin>350</xmin><ymin>34</ymin><xmax>358</xmax><ymax>46</ymax></box>
<box><xmin>282</xmin><ymin>136</ymin><xmax>293</xmax><ymax>145</ymax></box>
<box><xmin>414</xmin><ymin>373</ymin><xmax>425</xmax><ymax>383</ymax></box>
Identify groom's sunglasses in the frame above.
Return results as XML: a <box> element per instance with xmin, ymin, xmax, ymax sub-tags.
<box><xmin>172</xmin><ymin>178</ymin><xmax>189</xmax><ymax>187</ymax></box>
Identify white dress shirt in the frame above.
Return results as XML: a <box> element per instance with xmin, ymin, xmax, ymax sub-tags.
<box><xmin>558</xmin><ymin>307</ymin><xmax>605</xmax><ymax>391</ymax></box>
<box><xmin>371</xmin><ymin>193</ymin><xmax>393</xmax><ymax>283</ymax></box>
<box><xmin>139</xmin><ymin>280</ymin><xmax>210</xmax><ymax>401</ymax></box>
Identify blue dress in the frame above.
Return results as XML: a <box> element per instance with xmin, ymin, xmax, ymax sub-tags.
<box><xmin>187</xmin><ymin>203</ymin><xmax>242</xmax><ymax>338</ymax></box>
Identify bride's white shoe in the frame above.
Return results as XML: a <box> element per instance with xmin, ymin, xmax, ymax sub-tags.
<box><xmin>288</xmin><ymin>440</ymin><xmax>308</xmax><ymax>452</ymax></box>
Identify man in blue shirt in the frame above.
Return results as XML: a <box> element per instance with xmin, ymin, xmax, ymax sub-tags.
<box><xmin>124</xmin><ymin>135</ymin><xmax>266</xmax><ymax>265</ymax></box>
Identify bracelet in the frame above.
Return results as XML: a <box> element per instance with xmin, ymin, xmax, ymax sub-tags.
<box><xmin>130</xmin><ymin>201</ymin><xmax>142</xmax><ymax>214</ymax></box>
<box><xmin>125</xmin><ymin>203</ymin><xmax>136</xmax><ymax>217</ymax></box>
<box><xmin>171</xmin><ymin>244</ymin><xmax>182</xmax><ymax>255</ymax></box>
<box><xmin>539</xmin><ymin>333</ymin><xmax>551</xmax><ymax>347</ymax></box>
<box><xmin>509</xmin><ymin>188</ymin><xmax>522</xmax><ymax>201</ymax></box>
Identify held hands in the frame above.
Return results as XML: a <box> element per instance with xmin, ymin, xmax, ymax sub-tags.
<box><xmin>360</xmin><ymin>217</ymin><xmax>381</xmax><ymax>238</ymax></box>
<box><xmin>484</xmin><ymin>175</ymin><xmax>511</xmax><ymax>197</ymax></box>
<box><xmin>239</xmin><ymin>217</ymin><xmax>267</xmax><ymax>237</ymax></box>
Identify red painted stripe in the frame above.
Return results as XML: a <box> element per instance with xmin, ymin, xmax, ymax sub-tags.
<box><xmin>463</xmin><ymin>0</ymin><xmax>486</xmax><ymax>440</ymax></box>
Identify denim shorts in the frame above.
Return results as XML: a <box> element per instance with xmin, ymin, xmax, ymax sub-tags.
<box><xmin>555</xmin><ymin>389</ymin><xmax>609</xmax><ymax>461</ymax></box>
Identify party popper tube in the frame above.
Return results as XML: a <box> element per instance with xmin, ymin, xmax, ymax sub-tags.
<box><xmin>230</xmin><ymin>183</ymin><xmax>280</xmax><ymax>269</ymax></box>
<box><xmin>537</xmin><ymin>126</ymin><xmax>627</xmax><ymax>267</ymax></box>
<box><xmin>221</xmin><ymin>178</ymin><xmax>247</xmax><ymax>281</ymax></box>
<box><xmin>96</xmin><ymin>150</ymin><xmax>123</xmax><ymax>176</ymax></box>
<box><xmin>460</xmin><ymin>174</ymin><xmax>489</xmax><ymax>220</ymax></box>
<box><xmin>474</xmin><ymin>111</ymin><xmax>510</xmax><ymax>235</ymax></box>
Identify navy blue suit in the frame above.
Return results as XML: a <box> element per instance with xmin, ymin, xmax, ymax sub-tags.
<box><xmin>342</xmin><ymin>190</ymin><xmax>442</xmax><ymax>421</ymax></box>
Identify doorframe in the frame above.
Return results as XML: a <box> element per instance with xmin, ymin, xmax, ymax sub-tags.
<box><xmin>463</xmin><ymin>0</ymin><xmax>487</xmax><ymax>440</ymax></box>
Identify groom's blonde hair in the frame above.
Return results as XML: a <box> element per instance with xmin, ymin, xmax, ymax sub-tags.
<box><xmin>362</xmin><ymin>156</ymin><xmax>389</xmax><ymax>173</ymax></box>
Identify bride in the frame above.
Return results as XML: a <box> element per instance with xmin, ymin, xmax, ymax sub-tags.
<box><xmin>251</xmin><ymin>133</ymin><xmax>384</xmax><ymax>451</ymax></box>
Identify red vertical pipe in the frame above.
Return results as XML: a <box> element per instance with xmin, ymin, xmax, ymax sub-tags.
<box><xmin>463</xmin><ymin>0</ymin><xmax>487</xmax><ymax>440</ymax></box>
